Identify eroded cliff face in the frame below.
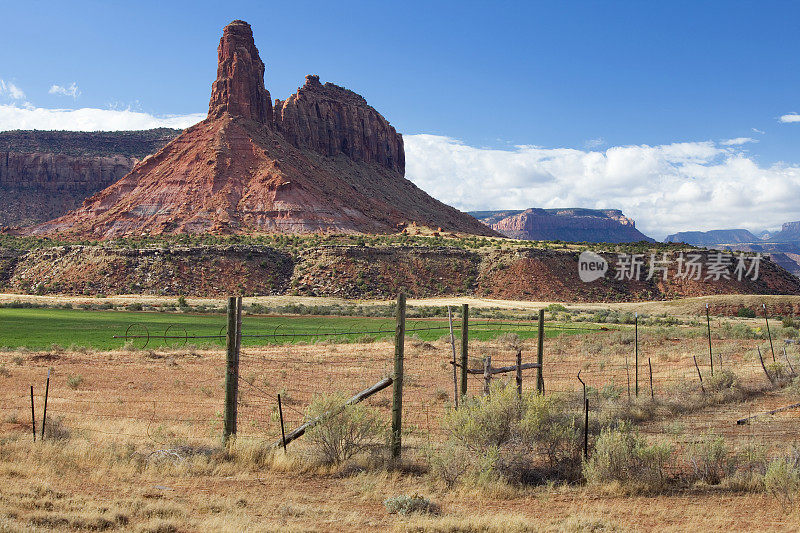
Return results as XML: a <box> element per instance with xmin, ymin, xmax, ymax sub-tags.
<box><xmin>274</xmin><ymin>75</ymin><xmax>404</xmax><ymax>173</ymax></box>
<box><xmin>485</xmin><ymin>208</ymin><xmax>654</xmax><ymax>243</ymax></box>
<box><xmin>0</xmin><ymin>129</ymin><xmax>180</xmax><ymax>227</ymax></box>
<box><xmin>3</xmin><ymin>244</ymin><xmax>798</xmax><ymax>303</ymax></box>
<box><xmin>0</xmin><ymin>152</ymin><xmax>137</xmax><ymax>226</ymax></box>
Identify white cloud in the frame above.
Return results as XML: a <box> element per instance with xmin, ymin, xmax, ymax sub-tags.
<box><xmin>720</xmin><ymin>137</ymin><xmax>757</xmax><ymax>146</ymax></box>
<box><xmin>0</xmin><ymin>79</ymin><xmax>25</xmax><ymax>100</ymax></box>
<box><xmin>0</xmin><ymin>104</ymin><xmax>204</xmax><ymax>131</ymax></box>
<box><xmin>404</xmin><ymin>134</ymin><xmax>800</xmax><ymax>240</ymax></box>
<box><xmin>752</xmin><ymin>127</ymin><xmax>765</xmax><ymax>134</ymax></box>
<box><xmin>779</xmin><ymin>113</ymin><xmax>800</xmax><ymax>123</ymax></box>
<box><xmin>49</xmin><ymin>82</ymin><xmax>81</xmax><ymax>99</ymax></box>
<box><xmin>584</xmin><ymin>137</ymin><xmax>604</xmax><ymax>149</ymax></box>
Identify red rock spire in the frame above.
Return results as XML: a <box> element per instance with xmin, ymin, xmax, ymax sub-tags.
<box><xmin>207</xmin><ymin>20</ymin><xmax>273</xmax><ymax>125</ymax></box>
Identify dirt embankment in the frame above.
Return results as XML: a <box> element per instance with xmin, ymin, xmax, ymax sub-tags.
<box><xmin>1</xmin><ymin>244</ymin><xmax>799</xmax><ymax>305</ymax></box>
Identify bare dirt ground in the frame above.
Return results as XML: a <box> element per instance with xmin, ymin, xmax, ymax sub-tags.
<box><xmin>1</xmin><ymin>326</ymin><xmax>800</xmax><ymax>531</ymax></box>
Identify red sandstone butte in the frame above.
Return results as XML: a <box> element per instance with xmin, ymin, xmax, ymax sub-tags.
<box><xmin>35</xmin><ymin>20</ymin><xmax>494</xmax><ymax>239</ymax></box>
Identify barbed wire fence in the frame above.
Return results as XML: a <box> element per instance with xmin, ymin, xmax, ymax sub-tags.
<box><xmin>3</xmin><ymin>297</ymin><xmax>800</xmax><ymax>466</ymax></box>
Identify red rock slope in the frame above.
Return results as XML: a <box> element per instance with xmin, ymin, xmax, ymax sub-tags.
<box><xmin>35</xmin><ymin>20</ymin><xmax>494</xmax><ymax>239</ymax></box>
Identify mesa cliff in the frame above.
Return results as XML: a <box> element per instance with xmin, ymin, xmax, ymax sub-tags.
<box><xmin>0</xmin><ymin>129</ymin><xmax>179</xmax><ymax>227</ymax></box>
<box><xmin>34</xmin><ymin>20</ymin><xmax>494</xmax><ymax>239</ymax></box>
<box><xmin>472</xmin><ymin>208</ymin><xmax>654</xmax><ymax>243</ymax></box>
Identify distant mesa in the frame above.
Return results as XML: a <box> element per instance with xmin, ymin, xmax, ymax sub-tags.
<box><xmin>0</xmin><ymin>129</ymin><xmax>179</xmax><ymax>227</ymax></box>
<box><xmin>30</xmin><ymin>20</ymin><xmax>495</xmax><ymax>239</ymax></box>
<box><xmin>471</xmin><ymin>208</ymin><xmax>654</xmax><ymax>243</ymax></box>
<box><xmin>664</xmin><ymin>229</ymin><xmax>760</xmax><ymax>246</ymax></box>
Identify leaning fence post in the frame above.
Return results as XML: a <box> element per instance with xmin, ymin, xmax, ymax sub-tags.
<box><xmin>757</xmin><ymin>346</ymin><xmax>774</xmax><ymax>384</ymax></box>
<box><xmin>41</xmin><ymin>368</ymin><xmax>50</xmax><ymax>440</ymax></box>
<box><xmin>693</xmin><ymin>355</ymin><xmax>705</xmax><ymax>393</ymax></box>
<box><xmin>278</xmin><ymin>393</ymin><xmax>287</xmax><ymax>453</ymax></box>
<box><xmin>516</xmin><ymin>349</ymin><xmax>523</xmax><ymax>397</ymax></box>
<box><xmin>764</xmin><ymin>304</ymin><xmax>776</xmax><ymax>363</ymax></box>
<box><xmin>460</xmin><ymin>304</ymin><xmax>469</xmax><ymax>398</ymax></box>
<box><xmin>391</xmin><ymin>292</ymin><xmax>406</xmax><ymax>460</ymax></box>
<box><xmin>30</xmin><ymin>386</ymin><xmax>36</xmax><ymax>443</ymax></box>
<box><xmin>483</xmin><ymin>356</ymin><xmax>492</xmax><ymax>396</ymax></box>
<box><xmin>784</xmin><ymin>347</ymin><xmax>796</xmax><ymax>375</ymax></box>
<box><xmin>223</xmin><ymin>296</ymin><xmax>239</xmax><ymax>445</ymax></box>
<box><xmin>536</xmin><ymin>309</ymin><xmax>545</xmax><ymax>394</ymax></box>
<box><xmin>634</xmin><ymin>313</ymin><xmax>639</xmax><ymax>397</ymax></box>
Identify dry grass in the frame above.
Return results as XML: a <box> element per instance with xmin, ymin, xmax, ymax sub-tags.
<box><xmin>1</xmin><ymin>320</ymin><xmax>800</xmax><ymax>530</ymax></box>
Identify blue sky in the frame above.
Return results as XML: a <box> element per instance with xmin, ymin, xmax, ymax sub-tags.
<box><xmin>2</xmin><ymin>1</ymin><xmax>800</xmax><ymax>238</ymax></box>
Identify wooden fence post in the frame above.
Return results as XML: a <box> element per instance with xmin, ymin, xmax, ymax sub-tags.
<box><xmin>460</xmin><ymin>304</ymin><xmax>469</xmax><ymax>398</ymax></box>
<box><xmin>516</xmin><ymin>350</ymin><xmax>523</xmax><ymax>397</ymax></box>
<box><xmin>648</xmin><ymin>357</ymin><xmax>654</xmax><ymax>399</ymax></box>
<box><xmin>223</xmin><ymin>296</ymin><xmax>239</xmax><ymax>445</ymax></box>
<box><xmin>536</xmin><ymin>309</ymin><xmax>545</xmax><ymax>393</ymax></box>
<box><xmin>391</xmin><ymin>293</ymin><xmax>406</xmax><ymax>460</ymax></box>
<box><xmin>483</xmin><ymin>356</ymin><xmax>492</xmax><ymax>396</ymax></box>
<box><xmin>634</xmin><ymin>313</ymin><xmax>639</xmax><ymax>397</ymax></box>
<box><xmin>448</xmin><ymin>306</ymin><xmax>458</xmax><ymax>408</ymax></box>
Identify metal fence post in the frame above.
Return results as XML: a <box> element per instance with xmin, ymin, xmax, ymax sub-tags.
<box><xmin>460</xmin><ymin>304</ymin><xmax>469</xmax><ymax>398</ymax></box>
<box><xmin>536</xmin><ymin>309</ymin><xmax>545</xmax><ymax>393</ymax></box>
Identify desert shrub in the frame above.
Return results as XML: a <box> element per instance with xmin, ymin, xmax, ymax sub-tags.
<box><xmin>384</xmin><ymin>494</ymin><xmax>439</xmax><ymax>515</ymax></box>
<box><xmin>496</xmin><ymin>333</ymin><xmax>522</xmax><ymax>350</ymax></box>
<box><xmin>304</xmin><ymin>393</ymin><xmax>384</xmax><ymax>466</ymax></box>
<box><xmin>583</xmin><ymin>422</ymin><xmax>673</xmax><ymax>490</ymax></box>
<box><xmin>439</xmin><ymin>383</ymin><xmax>583</xmax><ymax>484</ymax></box>
<box><xmin>687</xmin><ymin>435</ymin><xmax>733</xmax><ymax>485</ymax></box>
<box><xmin>42</xmin><ymin>417</ymin><xmax>71</xmax><ymax>441</ymax></box>
<box><xmin>705</xmin><ymin>369</ymin><xmax>738</xmax><ymax>393</ymax></box>
<box><xmin>737</xmin><ymin>307</ymin><xmax>757</xmax><ymax>318</ymax></box>
<box><xmin>766</xmin><ymin>362</ymin><xmax>788</xmax><ymax>382</ymax></box>
<box><xmin>126</xmin><ymin>303</ymin><xmax>143</xmax><ymax>311</ymax></box>
<box><xmin>66</xmin><ymin>374</ymin><xmax>84</xmax><ymax>389</ymax></box>
<box><xmin>426</xmin><ymin>440</ymin><xmax>473</xmax><ymax>488</ymax></box>
<box><xmin>546</xmin><ymin>304</ymin><xmax>567</xmax><ymax>313</ymax></box>
<box><xmin>764</xmin><ymin>456</ymin><xmax>800</xmax><ymax>507</ymax></box>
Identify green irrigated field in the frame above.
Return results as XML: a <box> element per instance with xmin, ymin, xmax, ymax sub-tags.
<box><xmin>0</xmin><ymin>308</ymin><xmax>587</xmax><ymax>351</ymax></box>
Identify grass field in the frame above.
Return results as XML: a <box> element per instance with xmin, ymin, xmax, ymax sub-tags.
<box><xmin>0</xmin><ymin>308</ymin><xmax>586</xmax><ymax>350</ymax></box>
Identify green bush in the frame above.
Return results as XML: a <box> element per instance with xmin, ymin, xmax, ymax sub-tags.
<box><xmin>687</xmin><ymin>435</ymin><xmax>732</xmax><ymax>485</ymax></box>
<box><xmin>764</xmin><ymin>457</ymin><xmax>800</xmax><ymax>506</ymax></box>
<box><xmin>737</xmin><ymin>307</ymin><xmax>756</xmax><ymax>318</ymax></box>
<box><xmin>439</xmin><ymin>383</ymin><xmax>582</xmax><ymax>484</ymax></box>
<box><xmin>705</xmin><ymin>369</ymin><xmax>738</xmax><ymax>393</ymax></box>
<box><xmin>304</xmin><ymin>393</ymin><xmax>384</xmax><ymax>466</ymax></box>
<box><xmin>583</xmin><ymin>422</ymin><xmax>673</xmax><ymax>490</ymax></box>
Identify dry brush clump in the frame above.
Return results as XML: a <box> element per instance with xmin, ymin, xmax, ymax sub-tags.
<box><xmin>303</xmin><ymin>393</ymin><xmax>386</xmax><ymax>467</ymax></box>
<box><xmin>428</xmin><ymin>383</ymin><xmax>583</xmax><ymax>487</ymax></box>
